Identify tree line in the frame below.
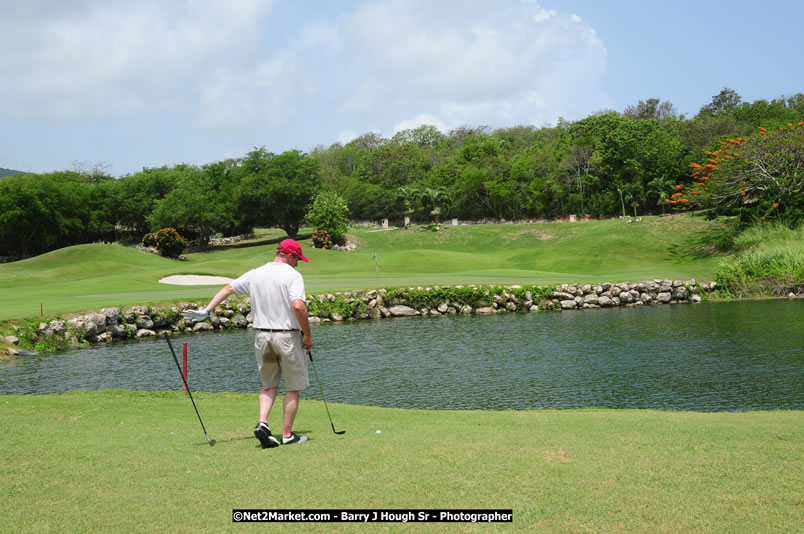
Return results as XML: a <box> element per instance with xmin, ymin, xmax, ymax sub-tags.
<box><xmin>1</xmin><ymin>88</ymin><xmax>801</xmax><ymax>259</ymax></box>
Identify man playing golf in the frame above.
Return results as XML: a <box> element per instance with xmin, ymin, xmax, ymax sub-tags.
<box><xmin>183</xmin><ymin>238</ymin><xmax>313</xmax><ymax>448</ymax></box>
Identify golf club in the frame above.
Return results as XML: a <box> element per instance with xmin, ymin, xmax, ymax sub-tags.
<box><xmin>163</xmin><ymin>333</ymin><xmax>216</xmax><ymax>446</ymax></box>
<box><xmin>308</xmin><ymin>352</ymin><xmax>345</xmax><ymax>435</ymax></box>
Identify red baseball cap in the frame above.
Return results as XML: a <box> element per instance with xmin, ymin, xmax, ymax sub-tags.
<box><xmin>277</xmin><ymin>239</ymin><xmax>309</xmax><ymax>262</ymax></box>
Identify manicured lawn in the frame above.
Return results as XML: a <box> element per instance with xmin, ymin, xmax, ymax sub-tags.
<box><xmin>0</xmin><ymin>215</ymin><xmax>726</xmax><ymax>321</ymax></box>
<box><xmin>1</xmin><ymin>391</ymin><xmax>800</xmax><ymax>533</ymax></box>
<box><xmin>2</xmin><ymin>217</ymin><xmax>799</xmax><ymax>533</ymax></box>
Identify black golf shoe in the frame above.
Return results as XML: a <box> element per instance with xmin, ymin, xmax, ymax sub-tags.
<box><xmin>281</xmin><ymin>433</ymin><xmax>308</xmax><ymax>445</ymax></box>
<box><xmin>254</xmin><ymin>421</ymin><xmax>280</xmax><ymax>449</ymax></box>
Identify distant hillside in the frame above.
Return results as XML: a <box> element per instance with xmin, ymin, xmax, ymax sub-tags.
<box><xmin>0</xmin><ymin>167</ymin><xmax>22</xmax><ymax>178</ymax></box>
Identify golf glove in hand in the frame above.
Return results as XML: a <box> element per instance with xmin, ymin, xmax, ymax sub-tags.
<box><xmin>182</xmin><ymin>308</ymin><xmax>210</xmax><ymax>322</ymax></box>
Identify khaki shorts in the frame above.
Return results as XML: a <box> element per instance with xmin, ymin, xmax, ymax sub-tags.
<box><xmin>254</xmin><ymin>331</ymin><xmax>309</xmax><ymax>391</ymax></box>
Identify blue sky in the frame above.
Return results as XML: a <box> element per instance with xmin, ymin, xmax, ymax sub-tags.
<box><xmin>1</xmin><ymin>0</ymin><xmax>801</xmax><ymax>177</ymax></box>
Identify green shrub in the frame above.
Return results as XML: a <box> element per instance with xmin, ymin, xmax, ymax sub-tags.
<box><xmin>306</xmin><ymin>190</ymin><xmax>349</xmax><ymax>245</ymax></box>
<box><xmin>306</xmin><ymin>294</ymin><xmax>356</xmax><ymax>319</ymax></box>
<box><xmin>143</xmin><ymin>228</ymin><xmax>189</xmax><ymax>258</ymax></box>
<box><xmin>141</xmin><ymin>232</ymin><xmax>157</xmax><ymax>248</ymax></box>
<box><xmin>311</xmin><ymin>229</ymin><xmax>334</xmax><ymax>249</ymax></box>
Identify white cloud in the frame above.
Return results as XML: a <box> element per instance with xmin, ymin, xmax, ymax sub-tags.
<box><xmin>393</xmin><ymin>114</ymin><xmax>447</xmax><ymax>135</ymax></box>
<box><xmin>0</xmin><ymin>0</ymin><xmax>614</xmax><ymax>174</ymax></box>
<box><xmin>195</xmin><ymin>51</ymin><xmax>314</xmax><ymax>134</ymax></box>
<box><xmin>533</xmin><ymin>8</ymin><xmax>557</xmax><ymax>22</ymax></box>
<box><xmin>298</xmin><ymin>20</ymin><xmax>341</xmax><ymax>49</ymax></box>
<box><xmin>1</xmin><ymin>0</ymin><xmax>608</xmax><ymax>133</ymax></box>
<box><xmin>330</xmin><ymin>0</ymin><xmax>608</xmax><ymax>129</ymax></box>
<box><xmin>336</xmin><ymin>130</ymin><xmax>358</xmax><ymax>145</ymax></box>
<box><xmin>0</xmin><ymin>0</ymin><xmax>277</xmax><ymax>120</ymax></box>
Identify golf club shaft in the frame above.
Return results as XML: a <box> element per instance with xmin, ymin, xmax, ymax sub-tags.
<box><xmin>308</xmin><ymin>352</ymin><xmax>345</xmax><ymax>434</ymax></box>
<box><xmin>164</xmin><ymin>333</ymin><xmax>214</xmax><ymax>443</ymax></box>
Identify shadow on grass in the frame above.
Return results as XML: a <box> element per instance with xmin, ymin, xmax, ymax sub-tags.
<box><xmin>198</xmin><ymin>428</ymin><xmax>314</xmax><ymax>446</ymax></box>
<box><xmin>212</xmin><ymin>434</ymin><xmax>253</xmax><ymax>444</ymax></box>
<box><xmin>666</xmin><ymin>228</ymin><xmax>728</xmax><ymax>262</ymax></box>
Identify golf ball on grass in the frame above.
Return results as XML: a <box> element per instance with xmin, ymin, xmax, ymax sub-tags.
<box><xmin>376</xmin><ymin>430</ymin><xmax>381</xmax><ymax>434</ymax></box>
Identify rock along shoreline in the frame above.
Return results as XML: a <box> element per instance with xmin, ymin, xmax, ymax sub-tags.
<box><xmin>5</xmin><ymin>279</ymin><xmax>721</xmax><ymax>355</ymax></box>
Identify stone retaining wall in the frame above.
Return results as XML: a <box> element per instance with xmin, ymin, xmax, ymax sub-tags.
<box><xmin>5</xmin><ymin>279</ymin><xmax>715</xmax><ymax>354</ymax></box>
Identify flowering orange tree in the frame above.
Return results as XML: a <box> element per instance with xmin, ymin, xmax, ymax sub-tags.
<box><xmin>674</xmin><ymin>121</ymin><xmax>803</xmax><ymax>226</ymax></box>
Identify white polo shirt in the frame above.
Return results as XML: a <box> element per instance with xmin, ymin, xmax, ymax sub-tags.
<box><xmin>230</xmin><ymin>262</ymin><xmax>306</xmax><ymax>330</ymax></box>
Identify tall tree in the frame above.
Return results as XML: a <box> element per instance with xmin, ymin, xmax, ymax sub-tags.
<box><xmin>561</xmin><ymin>143</ymin><xmax>595</xmax><ymax>215</ymax></box>
<box><xmin>699</xmin><ymin>87</ymin><xmax>742</xmax><ymax>116</ymax></box>
<box><xmin>624</xmin><ymin>98</ymin><xmax>677</xmax><ymax>121</ymax></box>
<box><xmin>235</xmin><ymin>148</ymin><xmax>322</xmax><ymax>238</ymax></box>
<box><xmin>647</xmin><ymin>174</ymin><xmax>674</xmax><ymax>215</ymax></box>
<box><xmin>420</xmin><ymin>187</ymin><xmax>449</xmax><ymax>223</ymax></box>
<box><xmin>391</xmin><ymin>124</ymin><xmax>445</xmax><ymax>148</ymax></box>
<box><xmin>680</xmin><ymin>123</ymin><xmax>803</xmax><ymax>227</ymax></box>
<box><xmin>455</xmin><ymin>134</ymin><xmax>512</xmax><ymax>219</ymax></box>
<box><xmin>148</xmin><ymin>164</ymin><xmax>242</xmax><ymax>248</ymax></box>
<box><xmin>0</xmin><ymin>172</ymin><xmax>116</xmax><ymax>257</ymax></box>
<box><xmin>396</xmin><ymin>186</ymin><xmax>420</xmax><ymax>221</ymax></box>
<box><xmin>112</xmin><ymin>166</ymin><xmax>181</xmax><ymax>240</ymax></box>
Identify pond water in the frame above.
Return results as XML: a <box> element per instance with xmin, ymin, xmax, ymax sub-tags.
<box><xmin>1</xmin><ymin>300</ymin><xmax>802</xmax><ymax>411</ymax></box>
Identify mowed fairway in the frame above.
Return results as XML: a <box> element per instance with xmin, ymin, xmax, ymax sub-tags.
<box><xmin>0</xmin><ymin>215</ymin><xmax>725</xmax><ymax>321</ymax></box>
<box><xmin>1</xmin><ymin>392</ymin><xmax>801</xmax><ymax>533</ymax></box>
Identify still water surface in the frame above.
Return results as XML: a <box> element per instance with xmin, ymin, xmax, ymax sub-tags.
<box><xmin>1</xmin><ymin>300</ymin><xmax>801</xmax><ymax>411</ymax></box>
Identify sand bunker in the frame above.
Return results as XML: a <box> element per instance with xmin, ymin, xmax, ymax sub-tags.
<box><xmin>159</xmin><ymin>275</ymin><xmax>233</xmax><ymax>286</ymax></box>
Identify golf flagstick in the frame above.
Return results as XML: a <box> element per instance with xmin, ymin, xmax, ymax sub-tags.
<box><xmin>164</xmin><ymin>333</ymin><xmax>216</xmax><ymax>446</ymax></box>
<box><xmin>308</xmin><ymin>352</ymin><xmax>345</xmax><ymax>435</ymax></box>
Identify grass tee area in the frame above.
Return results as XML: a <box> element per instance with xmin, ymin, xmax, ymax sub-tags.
<box><xmin>0</xmin><ymin>215</ymin><xmax>725</xmax><ymax>322</ymax></box>
<box><xmin>2</xmin><ymin>391</ymin><xmax>801</xmax><ymax>532</ymax></box>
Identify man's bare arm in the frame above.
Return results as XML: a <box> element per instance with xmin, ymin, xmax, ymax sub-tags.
<box><xmin>293</xmin><ymin>299</ymin><xmax>313</xmax><ymax>352</ymax></box>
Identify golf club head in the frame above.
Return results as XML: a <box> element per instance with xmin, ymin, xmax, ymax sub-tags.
<box><xmin>332</xmin><ymin>424</ymin><xmax>345</xmax><ymax>435</ymax></box>
<box><xmin>206</xmin><ymin>435</ymin><xmax>216</xmax><ymax>446</ymax></box>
